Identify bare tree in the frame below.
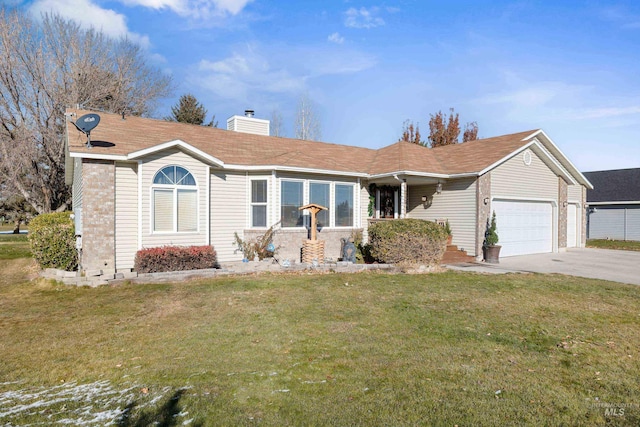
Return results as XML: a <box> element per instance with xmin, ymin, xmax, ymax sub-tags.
<box><xmin>428</xmin><ymin>108</ymin><xmax>460</xmax><ymax>148</ymax></box>
<box><xmin>427</xmin><ymin>108</ymin><xmax>479</xmax><ymax>147</ymax></box>
<box><xmin>399</xmin><ymin>119</ymin><xmax>425</xmax><ymax>145</ymax></box>
<box><xmin>0</xmin><ymin>9</ymin><xmax>172</xmax><ymax>214</ymax></box>
<box><xmin>462</xmin><ymin>121</ymin><xmax>479</xmax><ymax>142</ymax></box>
<box><xmin>270</xmin><ymin>109</ymin><xmax>285</xmax><ymax>137</ymax></box>
<box><xmin>294</xmin><ymin>92</ymin><xmax>321</xmax><ymax>141</ymax></box>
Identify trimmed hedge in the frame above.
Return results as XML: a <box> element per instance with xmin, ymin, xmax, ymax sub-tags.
<box><xmin>134</xmin><ymin>245</ymin><xmax>218</xmax><ymax>273</ymax></box>
<box><xmin>368</xmin><ymin>219</ymin><xmax>447</xmax><ymax>266</ymax></box>
<box><xmin>28</xmin><ymin>212</ymin><xmax>77</xmax><ymax>271</ymax></box>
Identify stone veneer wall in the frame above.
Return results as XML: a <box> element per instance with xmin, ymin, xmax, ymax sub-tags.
<box><xmin>81</xmin><ymin>159</ymin><xmax>115</xmax><ymax>272</ymax></box>
<box><xmin>243</xmin><ymin>228</ymin><xmax>363</xmax><ymax>263</ymax></box>
<box><xmin>558</xmin><ymin>178</ymin><xmax>568</xmax><ymax>249</ymax></box>
<box><xmin>475</xmin><ymin>173</ymin><xmax>491</xmax><ymax>260</ymax></box>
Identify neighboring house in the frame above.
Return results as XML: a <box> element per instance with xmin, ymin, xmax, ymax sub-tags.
<box><xmin>583</xmin><ymin>168</ymin><xmax>640</xmax><ymax>241</ymax></box>
<box><xmin>64</xmin><ymin>109</ymin><xmax>592</xmax><ymax>273</ymax></box>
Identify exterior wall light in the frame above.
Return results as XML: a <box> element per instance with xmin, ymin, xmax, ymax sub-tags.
<box><xmin>436</xmin><ymin>182</ymin><xmax>443</xmax><ymax>194</ymax></box>
<box><xmin>483</xmin><ymin>197</ymin><xmax>489</xmax><ymax>205</ymax></box>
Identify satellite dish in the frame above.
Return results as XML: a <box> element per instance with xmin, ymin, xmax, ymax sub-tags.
<box><xmin>72</xmin><ymin>113</ymin><xmax>100</xmax><ymax>148</ymax></box>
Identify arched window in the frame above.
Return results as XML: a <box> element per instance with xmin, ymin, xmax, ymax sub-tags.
<box><xmin>152</xmin><ymin>166</ymin><xmax>198</xmax><ymax>232</ymax></box>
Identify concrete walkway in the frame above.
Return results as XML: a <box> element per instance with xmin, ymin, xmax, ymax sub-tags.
<box><xmin>448</xmin><ymin>248</ymin><xmax>640</xmax><ymax>286</ymax></box>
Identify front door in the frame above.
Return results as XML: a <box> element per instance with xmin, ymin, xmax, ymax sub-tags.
<box><xmin>378</xmin><ymin>186</ymin><xmax>397</xmax><ymax>218</ymax></box>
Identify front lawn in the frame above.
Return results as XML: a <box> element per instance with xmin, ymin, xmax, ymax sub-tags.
<box><xmin>587</xmin><ymin>239</ymin><xmax>640</xmax><ymax>252</ymax></box>
<box><xmin>0</xmin><ymin>233</ymin><xmax>31</xmax><ymax>260</ymax></box>
<box><xmin>0</xmin><ymin>260</ymin><xmax>638</xmax><ymax>426</ymax></box>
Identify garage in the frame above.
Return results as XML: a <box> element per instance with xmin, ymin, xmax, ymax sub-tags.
<box><xmin>567</xmin><ymin>204</ymin><xmax>578</xmax><ymax>248</ymax></box>
<box><xmin>492</xmin><ymin>199</ymin><xmax>554</xmax><ymax>257</ymax></box>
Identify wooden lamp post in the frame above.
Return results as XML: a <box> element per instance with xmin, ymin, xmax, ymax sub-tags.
<box><xmin>298</xmin><ymin>203</ymin><xmax>327</xmax><ymax>264</ymax></box>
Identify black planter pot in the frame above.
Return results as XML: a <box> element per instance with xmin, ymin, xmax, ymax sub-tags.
<box><xmin>483</xmin><ymin>245</ymin><xmax>502</xmax><ymax>264</ymax></box>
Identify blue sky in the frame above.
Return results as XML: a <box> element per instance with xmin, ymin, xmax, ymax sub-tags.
<box><xmin>19</xmin><ymin>0</ymin><xmax>640</xmax><ymax>172</ymax></box>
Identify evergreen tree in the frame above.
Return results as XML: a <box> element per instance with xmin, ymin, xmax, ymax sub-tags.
<box><xmin>167</xmin><ymin>94</ymin><xmax>217</xmax><ymax>126</ymax></box>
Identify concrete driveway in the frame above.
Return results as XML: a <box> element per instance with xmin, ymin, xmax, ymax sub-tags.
<box><xmin>449</xmin><ymin>248</ymin><xmax>640</xmax><ymax>285</ymax></box>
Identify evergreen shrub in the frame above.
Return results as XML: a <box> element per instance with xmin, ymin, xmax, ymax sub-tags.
<box><xmin>368</xmin><ymin>218</ymin><xmax>447</xmax><ymax>266</ymax></box>
<box><xmin>28</xmin><ymin>212</ymin><xmax>77</xmax><ymax>271</ymax></box>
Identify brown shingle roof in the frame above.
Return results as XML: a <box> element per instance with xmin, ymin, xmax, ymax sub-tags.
<box><xmin>430</xmin><ymin>130</ymin><xmax>538</xmax><ymax>174</ymax></box>
<box><xmin>67</xmin><ymin>109</ymin><xmax>538</xmax><ymax>176</ymax></box>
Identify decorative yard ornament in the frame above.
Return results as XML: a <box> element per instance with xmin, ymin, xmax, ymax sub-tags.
<box><xmin>298</xmin><ymin>203</ymin><xmax>327</xmax><ymax>264</ymax></box>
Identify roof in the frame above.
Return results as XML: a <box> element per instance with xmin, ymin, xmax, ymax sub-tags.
<box><xmin>66</xmin><ymin>109</ymin><xmax>590</xmax><ymax>186</ymax></box>
<box><xmin>583</xmin><ymin>168</ymin><xmax>640</xmax><ymax>203</ymax></box>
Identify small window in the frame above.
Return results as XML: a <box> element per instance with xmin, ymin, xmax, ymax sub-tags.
<box><xmin>281</xmin><ymin>180</ymin><xmax>303</xmax><ymax>227</ymax></box>
<box><xmin>309</xmin><ymin>182</ymin><xmax>330</xmax><ymax>227</ymax></box>
<box><xmin>251</xmin><ymin>180</ymin><xmax>267</xmax><ymax>227</ymax></box>
<box><xmin>152</xmin><ymin>165</ymin><xmax>197</xmax><ymax>233</ymax></box>
<box><xmin>335</xmin><ymin>184</ymin><xmax>354</xmax><ymax>227</ymax></box>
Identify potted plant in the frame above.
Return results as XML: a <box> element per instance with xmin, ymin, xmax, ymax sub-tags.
<box><xmin>483</xmin><ymin>211</ymin><xmax>501</xmax><ymax>263</ymax></box>
<box><xmin>444</xmin><ymin>220</ymin><xmax>452</xmax><ymax>245</ymax></box>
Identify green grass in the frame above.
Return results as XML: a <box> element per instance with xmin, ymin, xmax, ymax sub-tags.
<box><xmin>0</xmin><ymin>233</ymin><xmax>31</xmax><ymax>259</ymax></box>
<box><xmin>587</xmin><ymin>239</ymin><xmax>640</xmax><ymax>252</ymax></box>
<box><xmin>1</xmin><ymin>257</ymin><xmax>639</xmax><ymax>426</ymax></box>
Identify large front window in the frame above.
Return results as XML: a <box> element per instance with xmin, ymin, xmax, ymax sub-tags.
<box><xmin>309</xmin><ymin>182</ymin><xmax>330</xmax><ymax>227</ymax></box>
<box><xmin>279</xmin><ymin>180</ymin><xmax>355</xmax><ymax>228</ymax></box>
<box><xmin>281</xmin><ymin>180</ymin><xmax>304</xmax><ymax>227</ymax></box>
<box><xmin>152</xmin><ymin>165</ymin><xmax>197</xmax><ymax>232</ymax></box>
<box><xmin>335</xmin><ymin>184</ymin><xmax>354</xmax><ymax>226</ymax></box>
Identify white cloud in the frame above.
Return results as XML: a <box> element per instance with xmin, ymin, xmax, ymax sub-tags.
<box><xmin>344</xmin><ymin>7</ymin><xmax>385</xmax><ymax>29</ymax></box>
<box><xmin>567</xmin><ymin>106</ymin><xmax>640</xmax><ymax>120</ymax></box>
<box><xmin>195</xmin><ymin>50</ymin><xmax>305</xmax><ymax>101</ymax></box>
<box><xmin>192</xmin><ymin>44</ymin><xmax>376</xmax><ymax>103</ymax></box>
<box><xmin>328</xmin><ymin>32</ymin><xmax>344</xmax><ymax>44</ymax></box>
<box><xmin>29</xmin><ymin>0</ymin><xmax>150</xmax><ymax>47</ymax></box>
<box><xmin>117</xmin><ymin>0</ymin><xmax>252</xmax><ymax>17</ymax></box>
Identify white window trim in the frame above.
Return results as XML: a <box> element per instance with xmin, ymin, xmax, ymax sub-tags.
<box><xmin>249</xmin><ymin>177</ymin><xmax>270</xmax><ymax>229</ymax></box>
<box><xmin>150</xmin><ymin>165</ymin><xmax>200</xmax><ymax>234</ymax></box>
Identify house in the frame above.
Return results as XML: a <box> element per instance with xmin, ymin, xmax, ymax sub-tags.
<box><xmin>64</xmin><ymin>109</ymin><xmax>593</xmax><ymax>273</ymax></box>
<box><xmin>583</xmin><ymin>168</ymin><xmax>640</xmax><ymax>241</ymax></box>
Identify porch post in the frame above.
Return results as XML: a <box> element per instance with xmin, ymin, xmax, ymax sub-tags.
<box><xmin>400</xmin><ymin>179</ymin><xmax>407</xmax><ymax>219</ymax></box>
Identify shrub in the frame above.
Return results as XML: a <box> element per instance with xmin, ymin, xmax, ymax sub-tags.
<box><xmin>134</xmin><ymin>245</ymin><xmax>218</xmax><ymax>273</ymax></box>
<box><xmin>28</xmin><ymin>212</ymin><xmax>77</xmax><ymax>271</ymax></box>
<box><xmin>234</xmin><ymin>222</ymin><xmax>279</xmax><ymax>261</ymax></box>
<box><xmin>351</xmin><ymin>229</ymin><xmax>373</xmax><ymax>264</ymax></box>
<box><xmin>484</xmin><ymin>211</ymin><xmax>499</xmax><ymax>246</ymax></box>
<box><xmin>368</xmin><ymin>219</ymin><xmax>447</xmax><ymax>266</ymax></box>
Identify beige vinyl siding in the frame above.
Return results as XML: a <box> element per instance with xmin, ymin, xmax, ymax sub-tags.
<box><xmin>360</xmin><ymin>180</ymin><xmax>371</xmax><ymax>241</ymax></box>
<box><xmin>407</xmin><ymin>178</ymin><xmax>477</xmax><ymax>256</ymax></box>
<box><xmin>210</xmin><ymin>171</ymin><xmax>247</xmax><ymax>262</ymax></box>
<box><xmin>226</xmin><ymin>116</ymin><xmax>270</xmax><ymax>136</ymax></box>
<box><xmin>567</xmin><ymin>184</ymin><xmax>583</xmax><ymax>203</ymax></box>
<box><xmin>491</xmin><ymin>149</ymin><xmax>558</xmax><ymax>201</ymax></box>
<box><xmin>141</xmin><ymin>148</ymin><xmax>208</xmax><ymax>248</ymax></box>
<box><xmin>72</xmin><ymin>157</ymin><xmax>83</xmax><ymax>234</ymax></box>
<box><xmin>115</xmin><ymin>162</ymin><xmax>138</xmax><ymax>270</ymax></box>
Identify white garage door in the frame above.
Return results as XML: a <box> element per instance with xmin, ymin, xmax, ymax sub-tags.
<box><xmin>492</xmin><ymin>200</ymin><xmax>553</xmax><ymax>257</ymax></box>
<box><xmin>567</xmin><ymin>204</ymin><xmax>578</xmax><ymax>248</ymax></box>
